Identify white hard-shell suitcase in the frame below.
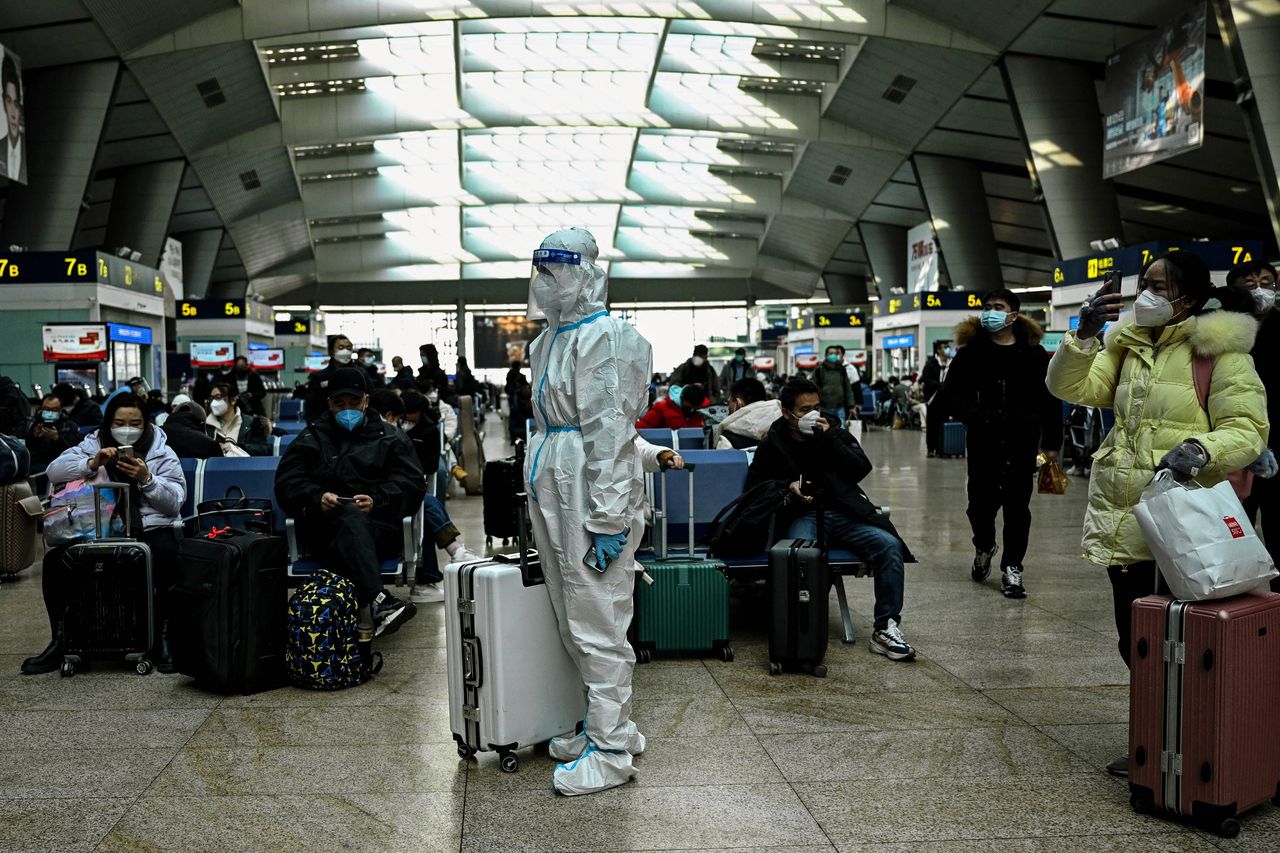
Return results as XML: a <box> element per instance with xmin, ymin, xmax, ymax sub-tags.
<box><xmin>445</xmin><ymin>505</ymin><xmax>583</xmax><ymax>773</ymax></box>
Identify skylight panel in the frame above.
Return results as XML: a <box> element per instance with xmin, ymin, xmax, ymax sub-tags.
<box><xmin>383</xmin><ymin>207</ymin><xmax>477</xmax><ymax>263</ymax></box>
<box><xmin>634</xmin><ymin>132</ymin><xmax>740</xmax><ymax>166</ymax></box>
<box><xmin>464</xmin><ymin>70</ymin><xmax>655</xmax><ymax>126</ymax></box>
<box><xmin>462</xmin><ymin>30</ymin><xmax>661</xmax><ymax>73</ymax></box>
<box><xmin>616</xmin><ymin>227</ymin><xmax>731</xmax><ymax>261</ymax></box>
<box><xmin>463</xmin><ymin>204</ymin><xmax>618</xmax><ymax>260</ymax></box>
<box><xmin>373</xmin><ymin>133</ymin><xmax>482</xmax><ymax>204</ymax></box>
<box><xmin>364</xmin><ymin>75</ymin><xmax>474</xmax><ymax>128</ymax></box>
<box><xmin>630</xmin><ymin>162</ymin><xmax>758</xmax><ymax>205</ymax></box>
<box><xmin>358</xmin><ymin>34</ymin><xmax>457</xmax><ymax>74</ymax></box>
<box><xmin>661</xmin><ymin>33</ymin><xmax>776</xmax><ymax>78</ymax></box>
<box><xmin>651</xmin><ymin>72</ymin><xmax>799</xmax><ymax>131</ymax></box>
<box><xmin>462</xmin><ymin>128</ymin><xmax>636</xmax><ymax>203</ymax></box>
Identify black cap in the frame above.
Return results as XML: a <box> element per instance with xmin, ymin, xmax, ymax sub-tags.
<box><xmin>693</xmin><ymin>344</ymin><xmax>709</xmax><ymax>355</ymax></box>
<box><xmin>326</xmin><ymin>367</ymin><xmax>369</xmax><ymax>400</ymax></box>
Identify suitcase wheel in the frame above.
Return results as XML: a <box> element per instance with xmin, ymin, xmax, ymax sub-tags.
<box><xmin>812</xmin><ymin>664</ymin><xmax>828</xmax><ymax>679</ymax></box>
<box><xmin>499</xmin><ymin>752</ymin><xmax>519</xmax><ymax>774</ymax></box>
<box><xmin>768</xmin><ymin>662</ymin><xmax>781</xmax><ymax>676</ymax></box>
<box><xmin>60</xmin><ymin>661</ymin><xmax>75</xmax><ymax>678</ymax></box>
<box><xmin>457</xmin><ymin>743</ymin><xmax>476</xmax><ymax>761</ymax></box>
<box><xmin>1216</xmin><ymin>819</ymin><xmax>1240</xmax><ymax>839</ymax></box>
<box><xmin>1128</xmin><ymin>792</ymin><xmax>1152</xmax><ymax>814</ymax></box>
<box><xmin>718</xmin><ymin>644</ymin><xmax>734</xmax><ymax>663</ymax></box>
<box><xmin>135</xmin><ymin>659</ymin><xmax>153</xmax><ymax>676</ymax></box>
<box><xmin>636</xmin><ymin>648</ymin><xmax>652</xmax><ymax>665</ymax></box>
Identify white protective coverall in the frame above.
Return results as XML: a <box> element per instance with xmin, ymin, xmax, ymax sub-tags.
<box><xmin>524</xmin><ymin>228</ymin><xmax>654</xmax><ymax>796</ymax></box>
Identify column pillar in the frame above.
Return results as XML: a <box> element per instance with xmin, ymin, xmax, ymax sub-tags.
<box><xmin>456</xmin><ymin>296</ymin><xmax>467</xmax><ymax>366</ymax></box>
<box><xmin>1003</xmin><ymin>55</ymin><xmax>1125</xmax><ymax>259</ymax></box>
<box><xmin>103</xmin><ymin>161</ymin><xmax>186</xmax><ymax>266</ymax></box>
<box><xmin>176</xmin><ymin>228</ymin><xmax>224</xmax><ymax>299</ymax></box>
<box><xmin>857</xmin><ymin>222</ymin><xmax>907</xmax><ymax>298</ymax></box>
<box><xmin>913</xmin><ymin>154</ymin><xmax>1004</xmax><ymax>291</ymax></box>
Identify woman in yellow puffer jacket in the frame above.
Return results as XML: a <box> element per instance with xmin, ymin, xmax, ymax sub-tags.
<box><xmin>1047</xmin><ymin>251</ymin><xmax>1268</xmax><ymax>777</ymax></box>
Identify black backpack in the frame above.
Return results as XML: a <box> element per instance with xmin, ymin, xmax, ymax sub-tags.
<box><xmin>707</xmin><ymin>480</ymin><xmax>790</xmax><ymax>559</ymax></box>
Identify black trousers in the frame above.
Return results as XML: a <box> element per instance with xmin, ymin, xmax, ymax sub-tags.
<box><xmin>1242</xmin><ymin>475</ymin><xmax>1280</xmax><ymax>594</ymax></box>
<box><xmin>41</xmin><ymin>526</ymin><xmax>182</xmax><ymax>641</ymax></box>
<box><xmin>925</xmin><ymin>400</ymin><xmax>944</xmax><ymax>453</ymax></box>
<box><xmin>1107</xmin><ymin>561</ymin><xmax>1169</xmax><ymax>667</ymax></box>
<box><xmin>303</xmin><ymin>504</ymin><xmax>402</xmax><ymax>605</ymax></box>
<box><xmin>965</xmin><ymin>445</ymin><xmax>1036</xmax><ymax>568</ymax></box>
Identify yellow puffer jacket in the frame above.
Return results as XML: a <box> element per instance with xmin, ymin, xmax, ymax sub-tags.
<box><xmin>1047</xmin><ymin>311</ymin><xmax>1269</xmax><ymax>567</ymax></box>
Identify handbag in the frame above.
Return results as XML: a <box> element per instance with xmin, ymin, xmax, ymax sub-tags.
<box><xmin>1132</xmin><ymin>470</ymin><xmax>1276</xmax><ymax>601</ymax></box>
<box><xmin>1037</xmin><ymin>457</ymin><xmax>1069</xmax><ymax>495</ymax></box>
<box><xmin>42</xmin><ymin>468</ymin><xmax>122</xmax><ymax>546</ymax></box>
<box><xmin>707</xmin><ymin>480</ymin><xmax>790</xmax><ymax>559</ymax></box>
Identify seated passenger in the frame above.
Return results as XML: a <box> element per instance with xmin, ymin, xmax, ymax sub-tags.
<box><xmin>747</xmin><ymin>378</ymin><xmax>916</xmax><ymax>662</ymax></box>
<box><xmin>162</xmin><ymin>400</ymin><xmax>223</xmax><ymax>459</ymax></box>
<box><xmin>26</xmin><ymin>393</ymin><xmax>80</xmax><ymax>473</ymax></box>
<box><xmin>419</xmin><ymin>380</ymin><xmax>461</xmax><ymax>500</ymax></box>
<box><xmin>22</xmin><ymin>392</ymin><xmax>186</xmax><ymax>674</ymax></box>
<box><xmin>275</xmin><ymin>368</ymin><xmax>425</xmax><ymax>640</ymax></box>
<box><xmin>204</xmin><ymin>384</ymin><xmax>271</xmax><ymax>456</ymax></box>
<box><xmin>714</xmin><ymin>378</ymin><xmax>779</xmax><ymax>450</ymax></box>
<box><xmin>54</xmin><ymin>384</ymin><xmax>103</xmax><ymax>429</ymax></box>
<box><xmin>0</xmin><ymin>430</ymin><xmax>29</xmax><ymax>485</ymax></box>
<box><xmin>368</xmin><ymin>389</ymin><xmax>482</xmax><ymax>605</ymax></box>
<box><xmin>636</xmin><ymin>383</ymin><xmax>707</xmax><ymax>429</ymax></box>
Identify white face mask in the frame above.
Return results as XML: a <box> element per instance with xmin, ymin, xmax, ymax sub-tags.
<box><xmin>1133</xmin><ymin>289</ymin><xmax>1179</xmax><ymax>327</ymax></box>
<box><xmin>427</xmin><ymin>392</ymin><xmax>439</xmax><ymax>404</ymax></box>
<box><xmin>1254</xmin><ymin>288</ymin><xmax>1277</xmax><ymax>314</ymax></box>
<box><xmin>797</xmin><ymin>410</ymin><xmax>823</xmax><ymax>434</ymax></box>
<box><xmin>333</xmin><ymin>348</ymin><xmax>353</xmax><ymax>364</ymax></box>
<box><xmin>209</xmin><ymin>399</ymin><xmax>229</xmax><ymax>417</ymax></box>
<box><xmin>111</xmin><ymin>426</ymin><xmax>143</xmax><ymax>447</ymax></box>
<box><xmin>398</xmin><ymin>419</ymin><xmax>413</xmax><ymax>432</ymax></box>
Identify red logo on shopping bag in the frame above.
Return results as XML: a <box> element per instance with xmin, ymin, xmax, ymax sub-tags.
<box><xmin>1224</xmin><ymin>517</ymin><xmax>1245</xmax><ymax>539</ymax></box>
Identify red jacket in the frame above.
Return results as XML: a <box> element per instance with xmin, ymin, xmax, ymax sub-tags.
<box><xmin>636</xmin><ymin>398</ymin><xmax>704</xmax><ymax>429</ymax></box>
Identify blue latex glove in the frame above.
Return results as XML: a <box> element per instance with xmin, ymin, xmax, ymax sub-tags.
<box><xmin>1250</xmin><ymin>448</ymin><xmax>1278</xmax><ymax>479</ymax></box>
<box><xmin>1157</xmin><ymin>440</ymin><xmax>1209</xmax><ymax>483</ymax></box>
<box><xmin>590</xmin><ymin>531</ymin><xmax>629</xmax><ymax>572</ymax></box>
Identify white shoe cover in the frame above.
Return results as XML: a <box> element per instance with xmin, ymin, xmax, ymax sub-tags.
<box><xmin>548</xmin><ymin>729</ymin><xmax>646</xmax><ymax>762</ymax></box>
<box><xmin>552</xmin><ymin>745</ymin><xmax>637</xmax><ymax>797</ymax></box>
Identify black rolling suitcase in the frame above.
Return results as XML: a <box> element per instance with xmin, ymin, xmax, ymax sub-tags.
<box><xmin>60</xmin><ymin>483</ymin><xmax>155</xmax><ymax>677</ymax></box>
<box><xmin>171</xmin><ymin>527</ymin><xmax>288</xmax><ymax>694</ymax></box>
<box><xmin>767</xmin><ymin>511</ymin><xmax>829</xmax><ymax>678</ymax></box>
<box><xmin>483</xmin><ymin>439</ymin><xmax>526</xmax><ymax>546</ymax></box>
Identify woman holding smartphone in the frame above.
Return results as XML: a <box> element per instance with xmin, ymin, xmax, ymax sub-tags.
<box><xmin>1046</xmin><ymin>252</ymin><xmax>1268</xmax><ymax>777</ymax></box>
<box><xmin>20</xmin><ymin>392</ymin><xmax>186</xmax><ymax>676</ymax></box>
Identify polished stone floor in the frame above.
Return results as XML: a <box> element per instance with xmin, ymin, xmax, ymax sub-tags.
<box><xmin>0</xmin><ymin>421</ymin><xmax>1268</xmax><ymax>851</ymax></box>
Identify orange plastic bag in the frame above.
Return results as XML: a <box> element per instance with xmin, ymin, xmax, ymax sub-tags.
<box><xmin>1037</xmin><ymin>457</ymin><xmax>1069</xmax><ymax>495</ymax></box>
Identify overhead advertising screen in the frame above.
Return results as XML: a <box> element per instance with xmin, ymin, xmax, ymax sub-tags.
<box><xmin>1</xmin><ymin>43</ymin><xmax>25</xmax><ymax>185</ymax></box>
<box><xmin>43</xmin><ymin>324</ymin><xmax>108</xmax><ymax>362</ymax></box>
<box><xmin>1101</xmin><ymin>2</ymin><xmax>1206</xmax><ymax>179</ymax></box>
<box><xmin>907</xmin><ymin>222</ymin><xmax>940</xmax><ymax>293</ymax></box>
<box><xmin>304</xmin><ymin>354</ymin><xmax>329</xmax><ymax>372</ymax></box>
<box><xmin>472</xmin><ymin>315</ymin><xmax>541</xmax><ymax>368</ymax></box>
<box><xmin>247</xmin><ymin>348</ymin><xmax>284</xmax><ymax>372</ymax></box>
<box><xmin>190</xmin><ymin>341</ymin><xmax>235</xmax><ymax>369</ymax></box>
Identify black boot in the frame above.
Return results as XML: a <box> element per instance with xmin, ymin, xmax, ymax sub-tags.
<box><xmin>154</xmin><ymin>619</ymin><xmax>175</xmax><ymax>673</ymax></box>
<box><xmin>22</xmin><ymin>635</ymin><xmax>63</xmax><ymax>676</ymax></box>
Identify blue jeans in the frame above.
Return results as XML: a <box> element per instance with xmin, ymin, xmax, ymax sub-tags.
<box><xmin>417</xmin><ymin>494</ymin><xmax>460</xmax><ymax>584</ymax></box>
<box><xmin>787</xmin><ymin>510</ymin><xmax>905</xmax><ymax>630</ymax></box>
<box><xmin>436</xmin><ymin>456</ymin><xmax>449</xmax><ymax>501</ymax></box>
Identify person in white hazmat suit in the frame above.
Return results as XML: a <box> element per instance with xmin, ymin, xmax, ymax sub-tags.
<box><xmin>524</xmin><ymin>228</ymin><xmax>655</xmax><ymax>796</ymax></box>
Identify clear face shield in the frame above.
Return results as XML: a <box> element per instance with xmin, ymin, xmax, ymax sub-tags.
<box><xmin>528</xmin><ymin>247</ymin><xmax>583</xmax><ymax>322</ymax></box>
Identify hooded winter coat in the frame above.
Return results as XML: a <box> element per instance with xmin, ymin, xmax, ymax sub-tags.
<box><xmin>714</xmin><ymin>399</ymin><xmax>781</xmax><ymax>449</ymax></box>
<box><xmin>942</xmin><ymin>315</ymin><xmax>1063</xmax><ymax>456</ymax></box>
<box><xmin>46</xmin><ymin>428</ymin><xmax>185</xmax><ymax>531</ymax></box>
<box><xmin>1046</xmin><ymin>312</ymin><xmax>1269</xmax><ymax>567</ymax></box>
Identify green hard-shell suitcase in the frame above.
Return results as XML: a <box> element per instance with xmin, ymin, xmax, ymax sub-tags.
<box><xmin>634</xmin><ymin>464</ymin><xmax>733</xmax><ymax>663</ymax></box>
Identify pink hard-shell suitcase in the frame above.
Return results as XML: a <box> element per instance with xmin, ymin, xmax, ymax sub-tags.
<box><xmin>1129</xmin><ymin>592</ymin><xmax>1280</xmax><ymax>838</ymax></box>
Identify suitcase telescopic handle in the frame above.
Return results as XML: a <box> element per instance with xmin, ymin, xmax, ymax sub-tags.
<box><xmin>93</xmin><ymin>481</ymin><xmax>131</xmax><ymax>539</ymax></box>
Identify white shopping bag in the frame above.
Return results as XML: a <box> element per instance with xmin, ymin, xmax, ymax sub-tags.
<box><xmin>846</xmin><ymin>418</ymin><xmax>863</xmax><ymax>442</ymax></box>
<box><xmin>1132</xmin><ymin>470</ymin><xmax>1277</xmax><ymax>601</ymax></box>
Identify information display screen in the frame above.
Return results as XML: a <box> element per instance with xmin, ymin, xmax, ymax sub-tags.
<box><xmin>247</xmin><ymin>349</ymin><xmax>284</xmax><ymax>372</ymax></box>
<box><xmin>304</xmin><ymin>354</ymin><xmax>329</xmax><ymax>372</ymax></box>
<box><xmin>43</xmin><ymin>324</ymin><xmax>108</xmax><ymax>362</ymax></box>
<box><xmin>1101</xmin><ymin>2</ymin><xmax>1206</xmax><ymax>178</ymax></box>
<box><xmin>1</xmin><ymin>43</ymin><xmax>26</xmax><ymax>185</ymax></box>
<box><xmin>190</xmin><ymin>341</ymin><xmax>235</xmax><ymax>369</ymax></box>
<box><xmin>473</xmin><ymin>315</ymin><xmax>541</xmax><ymax>368</ymax></box>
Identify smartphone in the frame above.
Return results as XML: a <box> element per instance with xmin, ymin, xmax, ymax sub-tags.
<box><xmin>337</xmin><ymin>496</ymin><xmax>356</xmax><ymax>504</ymax></box>
<box><xmin>582</xmin><ymin>528</ymin><xmax>630</xmax><ymax>573</ymax></box>
<box><xmin>117</xmin><ymin>445</ymin><xmax>135</xmax><ymax>459</ymax></box>
<box><xmin>1099</xmin><ymin>269</ymin><xmax>1122</xmax><ymax>296</ymax></box>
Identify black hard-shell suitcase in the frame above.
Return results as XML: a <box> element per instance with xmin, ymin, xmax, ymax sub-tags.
<box><xmin>171</xmin><ymin>528</ymin><xmax>288</xmax><ymax>694</ymax></box>
<box><xmin>767</xmin><ymin>535</ymin><xmax>829</xmax><ymax>677</ymax></box>
<box><xmin>483</xmin><ymin>439</ymin><xmax>526</xmax><ymax>545</ymax></box>
<box><xmin>60</xmin><ymin>482</ymin><xmax>154</xmax><ymax>676</ymax></box>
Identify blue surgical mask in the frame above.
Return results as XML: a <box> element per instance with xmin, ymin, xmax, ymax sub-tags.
<box><xmin>40</xmin><ymin>410</ymin><xmax>60</xmax><ymax>423</ymax></box>
<box><xmin>335</xmin><ymin>408</ymin><xmax>364</xmax><ymax>431</ymax></box>
<box><xmin>980</xmin><ymin>310</ymin><xmax>1010</xmax><ymax>332</ymax></box>
<box><xmin>669</xmin><ymin>385</ymin><xmax>683</xmax><ymax>406</ymax></box>
<box><xmin>825</xmin><ymin>354</ymin><xmax>840</xmax><ymax>364</ymax></box>
<box><xmin>734</xmin><ymin>354</ymin><xmax>745</xmax><ymax>363</ymax></box>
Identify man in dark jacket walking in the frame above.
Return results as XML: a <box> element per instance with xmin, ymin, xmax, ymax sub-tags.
<box><xmin>229</xmin><ymin>356</ymin><xmax>268</xmax><ymax>416</ymax></box>
<box><xmin>920</xmin><ymin>341</ymin><xmax>948</xmax><ymax>457</ymax></box>
<box><xmin>669</xmin><ymin>344</ymin><xmax>720</xmax><ymax>402</ymax></box>
<box><xmin>1227</xmin><ymin>261</ymin><xmax>1280</xmax><ymax>590</ymax></box>
<box><xmin>813</xmin><ymin>345</ymin><xmax>856</xmax><ymax>421</ymax></box>
<box><xmin>276</xmin><ymin>367</ymin><xmax>425</xmax><ymax>641</ymax></box>
<box><xmin>746</xmin><ymin>378</ymin><xmax>915</xmax><ymax>661</ymax></box>
<box><xmin>941</xmin><ymin>289</ymin><xmax>1063</xmax><ymax>599</ymax></box>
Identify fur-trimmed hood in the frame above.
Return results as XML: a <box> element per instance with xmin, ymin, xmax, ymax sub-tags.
<box><xmin>954</xmin><ymin>314</ymin><xmax>1045</xmax><ymax>348</ymax></box>
<box><xmin>1102</xmin><ymin>310</ymin><xmax>1259</xmax><ymax>357</ymax></box>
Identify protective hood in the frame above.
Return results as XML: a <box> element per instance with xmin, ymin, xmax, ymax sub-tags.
<box><xmin>528</xmin><ymin>227</ymin><xmax>608</xmax><ymax>327</ymax></box>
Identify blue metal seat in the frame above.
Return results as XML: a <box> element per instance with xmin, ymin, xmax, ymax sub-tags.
<box><xmin>638</xmin><ymin>428</ymin><xmax>675</xmax><ymax>449</ymax></box>
<box><xmin>271</xmin><ymin>434</ymin><xmax>297</xmax><ymax>456</ymax></box>
<box><xmin>274</xmin><ymin>421</ymin><xmax>306</xmax><ymax>435</ymax></box>
<box><xmin>278</xmin><ymin>399</ymin><xmax>304</xmax><ymax>421</ymax></box>
<box><xmin>675</xmin><ymin>427</ymin><xmax>707</xmax><ymax>450</ymax></box>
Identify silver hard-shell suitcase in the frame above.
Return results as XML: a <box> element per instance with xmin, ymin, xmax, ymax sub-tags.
<box><xmin>445</xmin><ymin>503</ymin><xmax>583</xmax><ymax>773</ymax></box>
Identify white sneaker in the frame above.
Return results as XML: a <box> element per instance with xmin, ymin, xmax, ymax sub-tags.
<box><xmin>869</xmin><ymin>619</ymin><xmax>916</xmax><ymax>661</ymax></box>
<box><xmin>451</xmin><ymin>547</ymin><xmax>484</xmax><ymax>564</ymax></box>
<box><xmin>410</xmin><ymin>583</ymin><xmax>445</xmax><ymax>604</ymax></box>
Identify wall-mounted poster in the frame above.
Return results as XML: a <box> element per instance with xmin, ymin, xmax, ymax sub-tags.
<box><xmin>0</xmin><ymin>43</ymin><xmax>25</xmax><ymax>184</ymax></box>
<box><xmin>907</xmin><ymin>222</ymin><xmax>939</xmax><ymax>293</ymax></box>
<box><xmin>1101</xmin><ymin>2</ymin><xmax>1206</xmax><ymax>179</ymax></box>
<box><xmin>43</xmin><ymin>324</ymin><xmax>108</xmax><ymax>362</ymax></box>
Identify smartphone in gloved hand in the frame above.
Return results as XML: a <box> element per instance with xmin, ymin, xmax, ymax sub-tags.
<box><xmin>583</xmin><ymin>527</ymin><xmax>631</xmax><ymax>573</ymax></box>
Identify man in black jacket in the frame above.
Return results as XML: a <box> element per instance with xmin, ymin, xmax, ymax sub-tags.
<box><xmin>669</xmin><ymin>344</ymin><xmax>720</xmax><ymax>402</ymax></box>
<box><xmin>304</xmin><ymin>334</ymin><xmax>356</xmax><ymax>422</ymax></box>
<box><xmin>54</xmin><ymin>384</ymin><xmax>102</xmax><ymax>429</ymax></box>
<box><xmin>746</xmin><ymin>378</ymin><xmax>915</xmax><ymax>661</ymax></box>
<box><xmin>26</xmin><ymin>393</ymin><xmax>81</xmax><ymax>471</ymax></box>
<box><xmin>417</xmin><ymin>343</ymin><xmax>451</xmax><ymax>398</ymax></box>
<box><xmin>228</xmin><ymin>356</ymin><xmax>268</xmax><ymax>416</ymax></box>
<box><xmin>920</xmin><ymin>341</ymin><xmax>947</xmax><ymax>457</ymax></box>
<box><xmin>941</xmin><ymin>289</ymin><xmax>1063</xmax><ymax>599</ymax></box>
<box><xmin>1227</xmin><ymin>261</ymin><xmax>1280</xmax><ymax>590</ymax></box>
<box><xmin>276</xmin><ymin>368</ymin><xmax>425</xmax><ymax>640</ymax></box>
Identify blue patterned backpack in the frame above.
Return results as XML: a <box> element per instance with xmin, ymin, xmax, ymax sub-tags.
<box><xmin>286</xmin><ymin>569</ymin><xmax>382</xmax><ymax>689</ymax></box>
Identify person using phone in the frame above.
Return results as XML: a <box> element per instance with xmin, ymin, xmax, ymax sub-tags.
<box><xmin>746</xmin><ymin>377</ymin><xmax>916</xmax><ymax>661</ymax></box>
<box><xmin>22</xmin><ymin>392</ymin><xmax>186</xmax><ymax>675</ymax></box>
<box><xmin>1047</xmin><ymin>252</ymin><xmax>1268</xmax><ymax>778</ymax></box>
<box><xmin>940</xmin><ymin>288</ymin><xmax>1064</xmax><ymax>599</ymax></box>
<box><xmin>203</xmin><ymin>384</ymin><xmax>271</xmax><ymax>457</ymax></box>
<box><xmin>25</xmin><ymin>392</ymin><xmax>80</xmax><ymax>474</ymax></box>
